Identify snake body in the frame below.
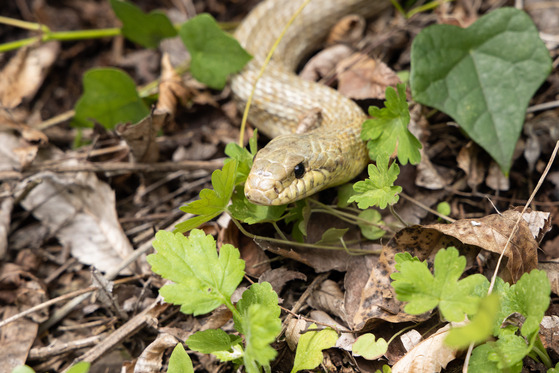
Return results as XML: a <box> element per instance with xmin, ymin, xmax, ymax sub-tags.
<box><xmin>231</xmin><ymin>0</ymin><xmax>390</xmax><ymax>205</ymax></box>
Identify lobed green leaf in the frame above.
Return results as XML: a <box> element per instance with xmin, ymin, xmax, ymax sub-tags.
<box><xmin>291</xmin><ymin>325</ymin><xmax>338</xmax><ymax>373</ymax></box>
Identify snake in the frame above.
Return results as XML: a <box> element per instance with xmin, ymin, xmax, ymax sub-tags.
<box><xmin>231</xmin><ymin>0</ymin><xmax>391</xmax><ymax>205</ymax></box>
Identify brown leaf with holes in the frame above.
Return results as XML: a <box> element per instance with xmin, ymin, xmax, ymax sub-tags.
<box><xmin>336</xmin><ymin>53</ymin><xmax>401</xmax><ymax>100</ymax></box>
<box><xmin>425</xmin><ymin>209</ymin><xmax>542</xmax><ymax>282</ymax></box>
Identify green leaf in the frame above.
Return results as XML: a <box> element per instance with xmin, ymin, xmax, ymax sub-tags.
<box><xmin>357</xmin><ymin>209</ymin><xmax>386</xmax><ymax>240</ymax></box>
<box><xmin>11</xmin><ymin>367</ymin><xmax>35</xmax><ymax>373</ymax></box>
<box><xmin>391</xmin><ymin>247</ymin><xmax>488</xmax><ymax>321</ymax></box>
<box><xmin>66</xmin><ymin>363</ymin><xmax>90</xmax><ymax>373</ymax></box>
<box><xmin>348</xmin><ymin>153</ymin><xmax>402</xmax><ymax>209</ymax></box>
<box><xmin>229</xmin><ymin>186</ymin><xmax>286</xmax><ymax>224</ymax></box>
<box><xmin>284</xmin><ymin>199</ymin><xmax>311</xmax><ymax>242</ymax></box>
<box><xmin>352</xmin><ymin>333</ymin><xmax>388</xmax><ymax>360</ymax></box>
<box><xmin>73</xmin><ymin>68</ymin><xmax>150</xmax><ymax>129</ymax></box>
<box><xmin>315</xmin><ymin>228</ymin><xmax>348</xmax><ymax>246</ymax></box>
<box><xmin>410</xmin><ymin>8</ymin><xmax>552</xmax><ymax>174</ymax></box>
<box><xmin>547</xmin><ymin>362</ymin><xmax>559</xmax><ymax>373</ymax></box>
<box><xmin>175</xmin><ymin>160</ymin><xmax>237</xmax><ymax>233</ymax></box>
<box><xmin>469</xmin><ymin>343</ymin><xmax>521</xmax><ymax>373</ymax></box>
<box><xmin>488</xmin><ymin>334</ymin><xmax>530</xmax><ymax>370</ymax></box>
<box><xmin>179</xmin><ymin>14</ymin><xmax>252</xmax><ymax>89</ymax></box>
<box><xmin>361</xmin><ymin>83</ymin><xmax>421</xmax><ymax>165</ymax></box>
<box><xmin>291</xmin><ymin>325</ymin><xmax>338</xmax><ymax>373</ymax></box>
<box><xmin>110</xmin><ymin>0</ymin><xmax>177</xmax><ymax>48</ymax></box>
<box><xmin>436</xmin><ymin>202</ymin><xmax>451</xmax><ymax>217</ymax></box>
<box><xmin>235</xmin><ymin>283</ymin><xmax>281</xmax><ymax>371</ymax></box>
<box><xmin>168</xmin><ymin>343</ymin><xmax>194</xmax><ymax>373</ymax></box>
<box><xmin>147</xmin><ymin>229</ymin><xmax>245</xmax><ymax>316</ymax></box>
<box><xmin>491</xmin><ymin>270</ymin><xmax>550</xmax><ymax>340</ymax></box>
<box><xmin>514</xmin><ymin>270</ymin><xmax>551</xmax><ymax>338</ymax></box>
<box><xmin>187</xmin><ymin>329</ymin><xmax>243</xmax><ymax>361</ymax></box>
<box><xmin>445</xmin><ymin>293</ymin><xmax>499</xmax><ymax>348</ymax></box>
<box><xmin>224</xmin><ymin>130</ymin><xmax>258</xmax><ymax>186</ymax></box>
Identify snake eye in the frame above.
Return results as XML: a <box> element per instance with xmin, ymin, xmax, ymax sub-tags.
<box><xmin>293</xmin><ymin>162</ymin><xmax>305</xmax><ymax>179</ymax></box>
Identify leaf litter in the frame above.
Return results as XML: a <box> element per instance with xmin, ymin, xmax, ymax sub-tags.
<box><xmin>1</xmin><ymin>0</ymin><xmax>559</xmax><ymax>372</ymax></box>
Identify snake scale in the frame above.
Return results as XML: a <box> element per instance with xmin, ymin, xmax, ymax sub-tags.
<box><xmin>231</xmin><ymin>0</ymin><xmax>391</xmax><ymax>205</ymax></box>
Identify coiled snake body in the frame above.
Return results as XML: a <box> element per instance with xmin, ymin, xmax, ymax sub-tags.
<box><xmin>231</xmin><ymin>0</ymin><xmax>390</xmax><ymax>205</ymax></box>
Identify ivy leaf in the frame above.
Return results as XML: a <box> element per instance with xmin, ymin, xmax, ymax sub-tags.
<box><xmin>168</xmin><ymin>344</ymin><xmax>194</xmax><ymax>373</ymax></box>
<box><xmin>445</xmin><ymin>293</ymin><xmax>499</xmax><ymax>348</ymax></box>
<box><xmin>187</xmin><ymin>330</ymin><xmax>243</xmax><ymax>362</ymax></box>
<box><xmin>411</xmin><ymin>8</ymin><xmax>552</xmax><ymax>174</ymax></box>
<box><xmin>235</xmin><ymin>283</ymin><xmax>281</xmax><ymax>372</ymax></box>
<box><xmin>391</xmin><ymin>247</ymin><xmax>488</xmax><ymax>321</ymax></box>
<box><xmin>147</xmin><ymin>229</ymin><xmax>245</xmax><ymax>316</ymax></box>
<box><xmin>73</xmin><ymin>68</ymin><xmax>149</xmax><ymax>129</ymax></box>
<box><xmin>224</xmin><ymin>132</ymin><xmax>257</xmax><ymax>186</ymax></box>
<box><xmin>179</xmin><ymin>14</ymin><xmax>252</xmax><ymax>89</ymax></box>
<box><xmin>291</xmin><ymin>325</ymin><xmax>338</xmax><ymax>373</ymax></box>
<box><xmin>175</xmin><ymin>160</ymin><xmax>237</xmax><ymax>233</ymax></box>
<box><xmin>361</xmin><ymin>83</ymin><xmax>421</xmax><ymax>165</ymax></box>
<box><xmin>110</xmin><ymin>0</ymin><xmax>177</xmax><ymax>48</ymax></box>
<box><xmin>348</xmin><ymin>153</ymin><xmax>402</xmax><ymax>209</ymax></box>
<box><xmin>352</xmin><ymin>333</ymin><xmax>388</xmax><ymax>360</ymax></box>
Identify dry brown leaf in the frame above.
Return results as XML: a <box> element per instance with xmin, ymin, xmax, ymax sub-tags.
<box><xmin>457</xmin><ymin>142</ymin><xmax>485</xmax><ymax>190</ymax></box>
<box><xmin>336</xmin><ymin>53</ymin><xmax>401</xmax><ymax>100</ymax></box>
<box><xmin>539</xmin><ymin>315</ymin><xmax>559</xmax><ymax>353</ymax></box>
<box><xmin>391</xmin><ymin>323</ymin><xmax>461</xmax><ymax>373</ymax></box>
<box><xmin>486</xmin><ymin>161</ymin><xmax>509</xmax><ymax>191</ymax></box>
<box><xmin>326</xmin><ymin>14</ymin><xmax>366</xmax><ymax>45</ymax></box>
<box><xmin>18</xmin><ymin>160</ymin><xmax>135</xmax><ymax>274</ymax></box>
<box><xmin>425</xmin><ymin>209</ymin><xmax>541</xmax><ymax>281</ymax></box>
<box><xmin>0</xmin><ymin>306</ymin><xmax>39</xmax><ymax>372</ymax></box>
<box><xmin>539</xmin><ymin>261</ymin><xmax>559</xmax><ymax>295</ymax></box>
<box><xmin>156</xmin><ymin>53</ymin><xmax>191</xmax><ymax>116</ymax></box>
<box><xmin>116</xmin><ymin>110</ymin><xmax>168</xmax><ymax>163</ymax></box>
<box><xmin>259</xmin><ymin>267</ymin><xmax>306</xmax><ymax>295</ymax></box>
<box><xmin>299</xmin><ymin>44</ymin><xmax>353</xmax><ymax>82</ymax></box>
<box><xmin>285</xmin><ymin>318</ymin><xmax>306</xmax><ymax>351</ymax></box>
<box><xmin>0</xmin><ymin>42</ymin><xmax>60</xmax><ymax>108</ymax></box>
<box><xmin>130</xmin><ymin>333</ymin><xmax>179</xmax><ymax>373</ymax></box>
<box><xmin>307</xmin><ymin>279</ymin><xmax>347</xmax><ymax>323</ymax></box>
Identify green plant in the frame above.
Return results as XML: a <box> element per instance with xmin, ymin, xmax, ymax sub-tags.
<box><xmin>390</xmin><ymin>247</ymin><xmax>552</xmax><ymax>372</ymax></box>
<box><xmin>148</xmin><ymin>229</ymin><xmax>340</xmax><ymax>372</ymax></box>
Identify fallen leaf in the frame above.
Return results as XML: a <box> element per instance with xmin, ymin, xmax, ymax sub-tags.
<box><xmin>307</xmin><ymin>279</ymin><xmax>347</xmax><ymax>323</ymax></box>
<box><xmin>259</xmin><ymin>267</ymin><xmax>306</xmax><ymax>295</ymax></box>
<box><xmin>18</xmin><ymin>160</ymin><xmax>135</xmax><ymax>274</ymax></box>
<box><xmin>134</xmin><ymin>333</ymin><xmax>179</xmax><ymax>373</ymax></box>
<box><xmin>391</xmin><ymin>323</ymin><xmax>461</xmax><ymax>373</ymax></box>
<box><xmin>457</xmin><ymin>142</ymin><xmax>485</xmax><ymax>191</ymax></box>
<box><xmin>0</xmin><ymin>42</ymin><xmax>60</xmax><ymax>108</ymax></box>
<box><xmin>486</xmin><ymin>161</ymin><xmax>509</xmax><ymax>191</ymax></box>
<box><xmin>300</xmin><ymin>44</ymin><xmax>353</xmax><ymax>82</ymax></box>
<box><xmin>336</xmin><ymin>53</ymin><xmax>401</xmax><ymax>100</ymax></box>
<box><xmin>116</xmin><ymin>110</ymin><xmax>169</xmax><ymax>163</ymax></box>
<box><xmin>156</xmin><ymin>53</ymin><xmax>191</xmax><ymax>116</ymax></box>
<box><xmin>326</xmin><ymin>14</ymin><xmax>366</xmax><ymax>46</ymax></box>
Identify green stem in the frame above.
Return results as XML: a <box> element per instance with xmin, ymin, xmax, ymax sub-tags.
<box><xmin>530</xmin><ymin>337</ymin><xmax>552</xmax><ymax>368</ymax></box>
<box><xmin>406</xmin><ymin>0</ymin><xmax>455</xmax><ymax>18</ymax></box>
<box><xmin>230</xmin><ymin>218</ymin><xmax>378</xmax><ymax>255</ymax></box>
<box><xmin>223</xmin><ymin>297</ymin><xmax>242</xmax><ymax>322</ymax></box>
<box><xmin>272</xmin><ymin>222</ymin><xmax>288</xmax><ymax>241</ymax></box>
<box><xmin>0</xmin><ymin>16</ymin><xmax>48</xmax><ymax>31</ymax></box>
<box><xmin>309</xmin><ymin>200</ymin><xmax>396</xmax><ymax>233</ymax></box>
<box><xmin>389</xmin><ymin>205</ymin><xmax>408</xmax><ymax>227</ymax></box>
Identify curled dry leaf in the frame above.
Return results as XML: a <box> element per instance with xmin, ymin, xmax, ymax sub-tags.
<box><xmin>116</xmin><ymin>110</ymin><xmax>169</xmax><ymax>163</ymax></box>
<box><xmin>486</xmin><ymin>161</ymin><xmax>509</xmax><ymax>191</ymax></box>
<box><xmin>391</xmin><ymin>323</ymin><xmax>462</xmax><ymax>373</ymax></box>
<box><xmin>0</xmin><ymin>42</ymin><xmax>60</xmax><ymax>108</ymax></box>
<box><xmin>425</xmin><ymin>209</ymin><xmax>545</xmax><ymax>281</ymax></box>
<box><xmin>336</xmin><ymin>53</ymin><xmax>401</xmax><ymax>100</ymax></box>
<box><xmin>457</xmin><ymin>142</ymin><xmax>485</xmax><ymax>191</ymax></box>
<box><xmin>326</xmin><ymin>14</ymin><xmax>366</xmax><ymax>46</ymax></box>
<box><xmin>156</xmin><ymin>53</ymin><xmax>191</xmax><ymax>116</ymax></box>
<box><xmin>134</xmin><ymin>333</ymin><xmax>179</xmax><ymax>373</ymax></box>
<box><xmin>300</xmin><ymin>44</ymin><xmax>353</xmax><ymax>82</ymax></box>
<box><xmin>307</xmin><ymin>279</ymin><xmax>347</xmax><ymax>323</ymax></box>
<box><xmin>286</xmin><ymin>318</ymin><xmax>306</xmax><ymax>351</ymax></box>
<box><xmin>18</xmin><ymin>160</ymin><xmax>135</xmax><ymax>274</ymax></box>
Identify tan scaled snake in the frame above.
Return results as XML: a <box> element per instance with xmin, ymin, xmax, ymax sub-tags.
<box><xmin>231</xmin><ymin>0</ymin><xmax>391</xmax><ymax>205</ymax></box>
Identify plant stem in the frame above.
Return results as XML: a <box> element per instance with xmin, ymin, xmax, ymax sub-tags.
<box><xmin>0</xmin><ymin>16</ymin><xmax>47</xmax><ymax>31</ymax></box>
<box><xmin>389</xmin><ymin>205</ymin><xmax>408</xmax><ymax>227</ymax></box>
<box><xmin>230</xmin><ymin>217</ymin><xmax>377</xmax><ymax>255</ymax></box>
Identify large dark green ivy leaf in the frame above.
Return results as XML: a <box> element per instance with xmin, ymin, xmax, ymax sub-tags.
<box><xmin>411</xmin><ymin>8</ymin><xmax>551</xmax><ymax>174</ymax></box>
<box><xmin>179</xmin><ymin>14</ymin><xmax>252</xmax><ymax>89</ymax></box>
<box><xmin>110</xmin><ymin>0</ymin><xmax>177</xmax><ymax>48</ymax></box>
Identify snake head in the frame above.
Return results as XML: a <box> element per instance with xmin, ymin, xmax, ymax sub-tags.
<box><xmin>244</xmin><ymin>133</ymin><xmax>343</xmax><ymax>205</ymax></box>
